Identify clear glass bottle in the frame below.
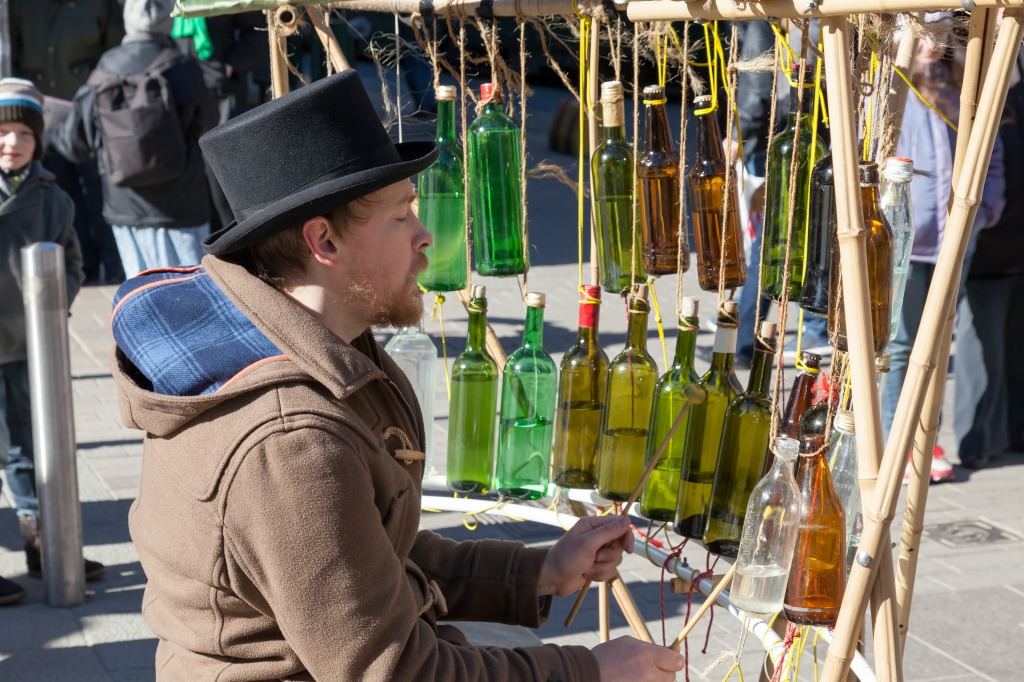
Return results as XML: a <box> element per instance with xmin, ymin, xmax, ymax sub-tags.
<box><xmin>417</xmin><ymin>85</ymin><xmax>468</xmax><ymax>292</ymax></box>
<box><xmin>762</xmin><ymin>66</ymin><xmax>827</xmax><ymax>301</ymax></box>
<box><xmin>637</xmin><ymin>85</ymin><xmax>685</xmax><ymax>276</ymax></box>
<box><xmin>639</xmin><ymin>297</ymin><xmax>701</xmax><ymax>522</ymax></box>
<box><xmin>689</xmin><ymin>95</ymin><xmax>747</xmax><ymax>291</ymax></box>
<box><xmin>674</xmin><ymin>300</ymin><xmax>744</xmax><ymax>538</ymax></box>
<box><xmin>495</xmin><ymin>293</ymin><xmax>557</xmax><ymax>500</ymax></box>
<box><xmin>468</xmin><ymin>83</ymin><xmax>526</xmax><ymax>277</ymax></box>
<box><xmin>730</xmin><ymin>437</ymin><xmax>801</xmax><ymax>617</ymax></box>
<box><xmin>597</xmin><ymin>284</ymin><xmax>659</xmax><ymax>502</ymax></box>
<box><xmin>829</xmin><ymin>162</ymin><xmax>895</xmax><ymax>352</ymax></box>
<box><xmin>552</xmin><ymin>285</ymin><xmax>609</xmax><ymax>489</ymax></box>
<box><xmin>827</xmin><ymin>409</ymin><xmax>861</xmax><ymax>573</ymax></box>
<box><xmin>783</xmin><ymin>431</ymin><xmax>847</xmax><ymax>626</ymax></box>
<box><xmin>384</xmin><ymin>321</ymin><xmax>439</xmax><ymax>475</ymax></box>
<box><xmin>704</xmin><ymin>322</ymin><xmax>778</xmax><ymax>558</ymax></box>
<box><xmin>446</xmin><ymin>285</ymin><xmax>499</xmax><ymax>493</ymax></box>
<box><xmin>593</xmin><ymin>81</ymin><xmax>642</xmax><ymax>294</ymax></box>
<box><xmin>799</xmin><ymin>151</ymin><xmax>835</xmax><ymax>315</ymax></box>
<box><xmin>880</xmin><ymin>157</ymin><xmax>915</xmax><ymax>340</ymax></box>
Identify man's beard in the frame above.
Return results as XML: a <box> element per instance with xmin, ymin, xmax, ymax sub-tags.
<box><xmin>348</xmin><ymin>254</ymin><xmax>427</xmax><ymax>328</ymax></box>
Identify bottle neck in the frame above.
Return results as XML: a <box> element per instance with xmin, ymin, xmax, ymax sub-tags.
<box><xmin>482</xmin><ymin>99</ymin><xmax>504</xmax><ymax>117</ymax></box>
<box><xmin>747</xmin><ymin>342</ymin><xmax>776</xmax><ymax>395</ymax></box>
<box><xmin>710</xmin><ymin>322</ymin><xmax>737</xmax><ymax>370</ymax></box>
<box><xmin>788</xmin><ymin>85</ymin><xmax>815</xmax><ymax>123</ymax></box>
<box><xmin>694</xmin><ymin>112</ymin><xmax>724</xmax><ymax>165</ymax></box>
<box><xmin>577</xmin><ymin>300</ymin><xmax>600</xmax><ymax>340</ymax></box>
<box><xmin>522</xmin><ymin>305</ymin><xmax>545</xmax><ymax>348</ymax></box>
<box><xmin>467</xmin><ymin>302</ymin><xmax>488</xmax><ymax>350</ymax></box>
<box><xmin>644</xmin><ymin>103</ymin><xmax>673</xmax><ymax>153</ymax></box>
<box><xmin>436</xmin><ymin>98</ymin><xmax>456</xmax><ymax>143</ymax></box>
<box><xmin>626</xmin><ymin>310</ymin><xmax>650</xmax><ymax>351</ymax></box>
<box><xmin>861</xmin><ymin>184</ymin><xmax>883</xmax><ymax>222</ymax></box>
<box><xmin>601</xmin><ymin>122</ymin><xmax>627</xmax><ymax>144</ymax></box>
<box><xmin>673</xmin><ymin>317</ymin><xmax>698</xmax><ymax>371</ymax></box>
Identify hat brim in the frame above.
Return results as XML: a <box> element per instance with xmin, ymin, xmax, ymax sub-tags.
<box><xmin>203</xmin><ymin>140</ymin><xmax>439</xmax><ymax>256</ymax></box>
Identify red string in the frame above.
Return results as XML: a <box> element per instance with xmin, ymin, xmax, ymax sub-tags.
<box><xmin>632</xmin><ymin>523</ymin><xmax>667</xmax><ymax>550</ymax></box>
<box><xmin>658</xmin><ymin>539</ymin><xmax>688</xmax><ymax>646</ymax></box>
<box><xmin>681</xmin><ymin>551</ymin><xmax>721</xmax><ymax>682</ymax></box>
<box><xmin>768</xmin><ymin>623</ymin><xmax>802</xmax><ymax>682</ymax></box>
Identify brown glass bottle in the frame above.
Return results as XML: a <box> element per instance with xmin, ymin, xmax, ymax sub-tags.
<box><xmin>689</xmin><ymin>96</ymin><xmax>747</xmax><ymax>291</ymax></box>
<box><xmin>637</xmin><ymin>85</ymin><xmax>685</xmax><ymax>276</ymax></box>
<box><xmin>778</xmin><ymin>352</ymin><xmax>822</xmax><ymax>440</ymax></box>
<box><xmin>829</xmin><ymin>162</ymin><xmax>895</xmax><ymax>353</ymax></box>
<box><xmin>783</xmin><ymin>432</ymin><xmax>847</xmax><ymax>626</ymax></box>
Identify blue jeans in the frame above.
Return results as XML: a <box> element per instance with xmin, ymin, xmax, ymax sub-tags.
<box><xmin>0</xmin><ymin>361</ymin><xmax>38</xmax><ymax>518</ymax></box>
<box><xmin>112</xmin><ymin>224</ymin><xmax>210</xmax><ymax>277</ymax></box>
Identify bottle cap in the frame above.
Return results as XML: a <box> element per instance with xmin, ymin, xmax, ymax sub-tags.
<box><xmin>800</xmin><ymin>351</ymin><xmax>822</xmax><ymax>369</ymax></box>
<box><xmin>875</xmin><ymin>350</ymin><xmax>891</xmax><ymax>372</ymax></box>
<box><xmin>472</xmin><ymin>284</ymin><xmax>487</xmax><ymax>298</ymax></box>
<box><xmin>834</xmin><ymin>409</ymin><xmax>856</xmax><ymax>433</ymax></box>
<box><xmin>581</xmin><ymin>284</ymin><xmax>602</xmax><ymax>301</ymax></box>
<box><xmin>436</xmin><ymin>85</ymin><xmax>457</xmax><ymax>101</ymax></box>
<box><xmin>682</xmin><ymin>296</ymin><xmax>699</xmax><ymax>318</ymax></box>
<box><xmin>882</xmin><ymin>157</ymin><xmax>914</xmax><ymax>183</ymax></box>
<box><xmin>759</xmin><ymin>321</ymin><xmax>778</xmax><ymax>339</ymax></box>
<box><xmin>775</xmin><ymin>436</ymin><xmax>800</xmax><ymax>461</ymax></box>
<box><xmin>693</xmin><ymin>94</ymin><xmax>712</xmax><ymax>105</ymax></box>
<box><xmin>601</xmin><ymin>81</ymin><xmax>624</xmax><ymax>102</ymax></box>
<box><xmin>859</xmin><ymin>160</ymin><xmax>880</xmax><ymax>186</ymax></box>
<box><xmin>722</xmin><ymin>300</ymin><xmax>739</xmax><ymax>315</ymax></box>
<box><xmin>642</xmin><ymin>84</ymin><xmax>665</xmax><ymax>99</ymax></box>
<box><xmin>479</xmin><ymin>82</ymin><xmax>498</xmax><ymax>102</ymax></box>
<box><xmin>632</xmin><ymin>283</ymin><xmax>649</xmax><ymax>302</ymax></box>
<box><xmin>525</xmin><ymin>292</ymin><xmax>546</xmax><ymax>307</ymax></box>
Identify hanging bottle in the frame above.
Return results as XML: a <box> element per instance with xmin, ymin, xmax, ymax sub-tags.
<box><xmin>674</xmin><ymin>300</ymin><xmax>744</xmax><ymax>538</ymax></box>
<box><xmin>597</xmin><ymin>284</ymin><xmax>659</xmax><ymax>502</ymax></box>
<box><xmin>689</xmin><ymin>95</ymin><xmax>747</xmax><ymax>292</ymax></box>
<box><xmin>468</xmin><ymin>83</ymin><xmax>526</xmax><ymax>277</ymax></box>
<box><xmin>762</xmin><ymin>65</ymin><xmax>827</xmax><ymax>301</ymax></box>
<box><xmin>799</xmin><ymin>399</ymin><xmax>829</xmax><ymax>439</ymax></box>
<box><xmin>799</xmin><ymin>151</ymin><xmax>835</xmax><ymax>315</ymax></box>
<box><xmin>384</xmin><ymin>321</ymin><xmax>439</xmax><ymax>475</ymax></box>
<box><xmin>827</xmin><ymin>409</ymin><xmax>861</xmax><ymax>573</ymax></box>
<box><xmin>783</xmin><ymin>430</ymin><xmax>847</xmax><ymax>626</ymax></box>
<box><xmin>778</xmin><ymin>352</ymin><xmax>822</xmax><ymax>441</ymax></box>
<box><xmin>828</xmin><ymin>162</ymin><xmax>895</xmax><ymax>353</ymax></box>
<box><xmin>730</xmin><ymin>437</ymin><xmax>801</xmax><ymax>617</ymax></box>
<box><xmin>880</xmin><ymin>157</ymin><xmax>915</xmax><ymax>340</ymax></box>
<box><xmin>418</xmin><ymin>84</ymin><xmax>468</xmax><ymax>292</ymax></box>
<box><xmin>704</xmin><ymin>322</ymin><xmax>779</xmax><ymax>558</ymax></box>
<box><xmin>593</xmin><ymin>81</ymin><xmax>642</xmax><ymax>294</ymax></box>
<box><xmin>637</xmin><ymin>85</ymin><xmax>685</xmax><ymax>276</ymax></box>
<box><xmin>495</xmin><ymin>293</ymin><xmax>557</xmax><ymax>500</ymax></box>
<box><xmin>875</xmin><ymin>350</ymin><xmax>891</xmax><ymax>403</ymax></box>
<box><xmin>639</xmin><ymin>297</ymin><xmax>701</xmax><ymax>522</ymax></box>
<box><xmin>553</xmin><ymin>285</ymin><xmax>609</xmax><ymax>489</ymax></box>
<box><xmin>446</xmin><ymin>285</ymin><xmax>499</xmax><ymax>493</ymax></box>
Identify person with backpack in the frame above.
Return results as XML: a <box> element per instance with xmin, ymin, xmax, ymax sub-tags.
<box><xmin>48</xmin><ymin>0</ymin><xmax>217</xmax><ymax>277</ymax></box>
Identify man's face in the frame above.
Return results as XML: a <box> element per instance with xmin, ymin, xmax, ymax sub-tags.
<box><xmin>337</xmin><ymin>179</ymin><xmax>432</xmax><ymax>328</ymax></box>
<box><xmin>0</xmin><ymin>122</ymin><xmax>35</xmax><ymax>173</ymax></box>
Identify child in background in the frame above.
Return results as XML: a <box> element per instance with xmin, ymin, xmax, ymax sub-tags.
<box><xmin>0</xmin><ymin>78</ymin><xmax>100</xmax><ymax>606</ymax></box>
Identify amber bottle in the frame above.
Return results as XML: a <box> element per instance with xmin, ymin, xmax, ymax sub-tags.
<box><xmin>637</xmin><ymin>85</ymin><xmax>685</xmax><ymax>276</ymax></box>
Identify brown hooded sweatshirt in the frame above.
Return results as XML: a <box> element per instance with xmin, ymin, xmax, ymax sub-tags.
<box><xmin>112</xmin><ymin>255</ymin><xmax>600</xmax><ymax>681</ymax></box>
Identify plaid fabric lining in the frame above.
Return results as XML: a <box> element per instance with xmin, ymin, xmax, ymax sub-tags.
<box><xmin>112</xmin><ymin>267</ymin><xmax>283</xmax><ymax>396</ymax></box>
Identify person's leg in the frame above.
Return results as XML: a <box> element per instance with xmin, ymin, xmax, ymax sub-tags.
<box><xmin>164</xmin><ymin>226</ymin><xmax>211</xmax><ymax>269</ymax></box>
<box><xmin>111</xmin><ymin>226</ymin><xmax>146</xmax><ymax>278</ymax></box>
<box><xmin>882</xmin><ymin>262</ymin><xmax>932</xmax><ymax>438</ymax></box>
<box><xmin>736</xmin><ymin>212</ymin><xmax>766</xmax><ymax>364</ymax></box>
<box><xmin>3</xmin><ymin>361</ymin><xmax>37</xmax><ymax>521</ymax></box>
<box><xmin>1003</xmin><ymin>274</ymin><xmax>1024</xmax><ymax>450</ymax></box>
<box><xmin>78</xmin><ymin>159</ymin><xmax>124</xmax><ymax>283</ymax></box>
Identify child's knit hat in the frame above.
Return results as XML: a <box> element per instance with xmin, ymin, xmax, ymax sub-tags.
<box><xmin>0</xmin><ymin>78</ymin><xmax>44</xmax><ymax>159</ymax></box>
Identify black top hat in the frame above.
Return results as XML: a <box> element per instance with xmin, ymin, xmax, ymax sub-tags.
<box><xmin>200</xmin><ymin>70</ymin><xmax>438</xmax><ymax>256</ymax></box>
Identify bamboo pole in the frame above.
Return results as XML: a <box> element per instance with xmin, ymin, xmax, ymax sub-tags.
<box><xmin>588</xmin><ymin>11</ymin><xmax>602</xmax><ymax>287</ymax></box>
<box><xmin>306</xmin><ymin>5</ymin><xmax>352</xmax><ymax>73</ymax></box>
<box><xmin>820</xmin><ymin>12</ymin><xmax>1024</xmax><ymax>680</ymax></box>
<box><xmin>819</xmin><ymin>17</ymin><xmax>902</xmax><ymax>682</ymax></box>
<box><xmin>598</xmin><ymin>581</ymin><xmax>611</xmax><ymax>642</ymax></box>
<box><xmin>267</xmin><ymin>10</ymin><xmax>291</xmax><ymax>98</ymax></box>
<box><xmin>626</xmin><ymin>0</ymin><xmax>1021</xmax><ymax>22</ymax></box>
<box><xmin>668</xmin><ymin>563</ymin><xmax>736</xmax><ymax>652</ymax></box>
<box><xmin>894</xmin><ymin>9</ymin><xmax>994</xmax><ymax>651</ymax></box>
<box><xmin>876</xmin><ymin>13</ymin><xmax>920</xmax><ymax>163</ymax></box>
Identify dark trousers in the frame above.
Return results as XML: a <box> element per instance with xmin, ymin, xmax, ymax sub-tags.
<box><xmin>0</xmin><ymin>361</ymin><xmax>37</xmax><ymax>519</ymax></box>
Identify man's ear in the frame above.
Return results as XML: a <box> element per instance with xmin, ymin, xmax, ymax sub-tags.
<box><xmin>302</xmin><ymin>215</ymin><xmax>342</xmax><ymax>267</ymax></box>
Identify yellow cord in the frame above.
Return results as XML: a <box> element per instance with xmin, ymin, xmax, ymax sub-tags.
<box><xmin>864</xmin><ymin>50</ymin><xmax>879</xmax><ymax>161</ymax></box>
<box><xmin>577</xmin><ymin>13</ymin><xmax>591</xmax><ymax>289</ymax></box>
<box><xmin>892</xmin><ymin>64</ymin><xmax>959</xmax><ymax>132</ymax></box>
<box><xmin>431</xmin><ymin>293</ymin><xmax>452</xmax><ymax>399</ymax></box>
<box><xmin>647</xmin><ymin>276</ymin><xmax>669</xmax><ymax>370</ymax></box>
<box><xmin>693</xmin><ymin>22</ymin><xmax>719</xmax><ymax>115</ymax></box>
<box><xmin>657</xmin><ymin>29</ymin><xmax>669</xmax><ymax>87</ymax></box>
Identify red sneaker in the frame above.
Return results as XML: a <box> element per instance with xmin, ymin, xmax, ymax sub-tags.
<box><xmin>903</xmin><ymin>445</ymin><xmax>955</xmax><ymax>485</ymax></box>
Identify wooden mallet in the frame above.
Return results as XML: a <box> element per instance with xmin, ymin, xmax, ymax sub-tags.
<box><xmin>563</xmin><ymin>383</ymin><xmax>706</xmax><ymax>628</ymax></box>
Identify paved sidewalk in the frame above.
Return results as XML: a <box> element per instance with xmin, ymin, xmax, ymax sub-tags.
<box><xmin>1</xmin><ymin>71</ymin><xmax>1022</xmax><ymax>680</ymax></box>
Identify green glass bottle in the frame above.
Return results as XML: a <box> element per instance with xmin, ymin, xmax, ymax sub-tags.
<box><xmin>495</xmin><ymin>293</ymin><xmax>557</xmax><ymax>500</ymax></box>
<box><xmin>597</xmin><ymin>284</ymin><xmax>659</xmax><ymax>502</ymax></box>
<box><xmin>418</xmin><ymin>85</ymin><xmax>468</xmax><ymax>292</ymax></box>
<box><xmin>637</xmin><ymin>85</ymin><xmax>685</xmax><ymax>276</ymax></box>
<box><xmin>704</xmin><ymin>322</ymin><xmax>779</xmax><ymax>558</ymax></box>
<box><xmin>446</xmin><ymin>285</ymin><xmax>499</xmax><ymax>493</ymax></box>
<box><xmin>674</xmin><ymin>300</ymin><xmax>745</xmax><ymax>538</ymax></box>
<box><xmin>799</xmin><ymin>151</ymin><xmax>835</xmax><ymax>316</ymax></box>
<box><xmin>639</xmin><ymin>297</ymin><xmax>701</xmax><ymax>522</ymax></box>
<box><xmin>592</xmin><ymin>81</ymin><xmax>642</xmax><ymax>295</ymax></box>
<box><xmin>552</xmin><ymin>285</ymin><xmax>609</xmax><ymax>489</ymax></box>
<box><xmin>761</xmin><ymin>66</ymin><xmax>827</xmax><ymax>301</ymax></box>
<box><xmin>468</xmin><ymin>83</ymin><xmax>526</xmax><ymax>277</ymax></box>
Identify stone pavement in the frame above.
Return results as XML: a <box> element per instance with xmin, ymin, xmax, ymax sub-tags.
<box><xmin>1</xmin><ymin>69</ymin><xmax>1022</xmax><ymax>680</ymax></box>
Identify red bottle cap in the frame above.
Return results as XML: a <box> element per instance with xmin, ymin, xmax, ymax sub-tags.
<box><xmin>578</xmin><ymin>285</ymin><xmax>601</xmax><ymax>328</ymax></box>
<box><xmin>480</xmin><ymin>82</ymin><xmax>494</xmax><ymax>101</ymax></box>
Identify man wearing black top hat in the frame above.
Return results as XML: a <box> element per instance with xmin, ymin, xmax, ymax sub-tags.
<box><xmin>110</xmin><ymin>70</ymin><xmax>683</xmax><ymax>680</ymax></box>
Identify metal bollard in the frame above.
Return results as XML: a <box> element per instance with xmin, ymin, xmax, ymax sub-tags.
<box><xmin>22</xmin><ymin>243</ymin><xmax>85</xmax><ymax>607</ymax></box>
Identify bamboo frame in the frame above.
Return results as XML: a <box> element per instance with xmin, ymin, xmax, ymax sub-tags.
<box><xmin>626</xmin><ymin>0</ymin><xmax>1022</xmax><ymax>22</ymax></box>
<box><xmin>306</xmin><ymin>5</ymin><xmax>352</xmax><ymax>73</ymax></box>
<box><xmin>821</xmin><ymin>12</ymin><xmax>1024</xmax><ymax>680</ymax></box>
<box><xmin>668</xmin><ymin>563</ymin><xmax>736</xmax><ymax>652</ymax></box>
<box><xmin>267</xmin><ymin>9</ymin><xmax>291</xmax><ymax>98</ymax></box>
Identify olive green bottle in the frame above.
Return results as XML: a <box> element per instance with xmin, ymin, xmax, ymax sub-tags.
<box><xmin>597</xmin><ymin>284</ymin><xmax>659</xmax><ymax>502</ymax></box>
<box><xmin>639</xmin><ymin>297</ymin><xmax>701</xmax><ymax>522</ymax></box>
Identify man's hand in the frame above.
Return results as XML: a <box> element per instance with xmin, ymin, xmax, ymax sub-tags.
<box><xmin>537</xmin><ymin>515</ymin><xmax>634</xmax><ymax>597</ymax></box>
<box><xmin>592</xmin><ymin>636</ymin><xmax>685</xmax><ymax>681</ymax></box>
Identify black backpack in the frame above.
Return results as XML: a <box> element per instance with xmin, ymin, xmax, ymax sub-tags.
<box><xmin>88</xmin><ymin>48</ymin><xmax>189</xmax><ymax>188</ymax></box>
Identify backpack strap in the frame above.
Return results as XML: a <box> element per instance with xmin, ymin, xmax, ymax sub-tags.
<box><xmin>146</xmin><ymin>47</ymin><xmax>187</xmax><ymax>77</ymax></box>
